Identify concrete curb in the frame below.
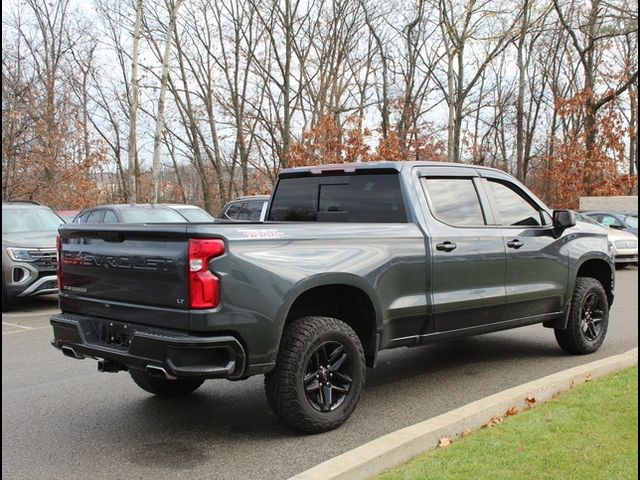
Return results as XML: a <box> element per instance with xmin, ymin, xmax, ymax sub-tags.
<box><xmin>289</xmin><ymin>348</ymin><xmax>638</xmax><ymax>480</ymax></box>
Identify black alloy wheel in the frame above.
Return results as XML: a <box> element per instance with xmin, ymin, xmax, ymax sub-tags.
<box><xmin>580</xmin><ymin>292</ymin><xmax>604</xmax><ymax>341</ymax></box>
<box><xmin>303</xmin><ymin>341</ymin><xmax>353</xmax><ymax>412</ymax></box>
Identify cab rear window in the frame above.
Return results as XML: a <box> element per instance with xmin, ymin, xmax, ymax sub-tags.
<box><xmin>268</xmin><ymin>173</ymin><xmax>407</xmax><ymax>223</ymax></box>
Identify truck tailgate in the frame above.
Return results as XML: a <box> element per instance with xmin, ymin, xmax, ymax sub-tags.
<box><xmin>58</xmin><ymin>224</ymin><xmax>191</xmax><ymax>330</ymax></box>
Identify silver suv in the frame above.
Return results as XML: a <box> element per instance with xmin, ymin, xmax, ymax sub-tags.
<box><xmin>2</xmin><ymin>202</ymin><xmax>63</xmax><ymax>311</ymax></box>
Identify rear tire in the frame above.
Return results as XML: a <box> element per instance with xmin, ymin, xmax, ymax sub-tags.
<box><xmin>129</xmin><ymin>370</ymin><xmax>204</xmax><ymax>397</ymax></box>
<box><xmin>555</xmin><ymin>277</ymin><xmax>609</xmax><ymax>355</ymax></box>
<box><xmin>264</xmin><ymin>316</ymin><xmax>366</xmax><ymax>433</ymax></box>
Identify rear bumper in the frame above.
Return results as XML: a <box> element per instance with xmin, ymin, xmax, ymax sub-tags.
<box><xmin>50</xmin><ymin>313</ymin><xmax>246</xmax><ymax>379</ymax></box>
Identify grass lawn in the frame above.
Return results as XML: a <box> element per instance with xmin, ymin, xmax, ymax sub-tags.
<box><xmin>378</xmin><ymin>366</ymin><xmax>638</xmax><ymax>480</ymax></box>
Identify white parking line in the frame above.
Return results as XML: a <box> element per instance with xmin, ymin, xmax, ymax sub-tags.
<box><xmin>2</xmin><ymin>325</ymin><xmax>51</xmax><ymax>335</ymax></box>
<box><xmin>2</xmin><ymin>321</ymin><xmax>35</xmax><ymax>330</ymax></box>
<box><xmin>2</xmin><ymin>310</ymin><xmax>59</xmax><ymax>319</ymax></box>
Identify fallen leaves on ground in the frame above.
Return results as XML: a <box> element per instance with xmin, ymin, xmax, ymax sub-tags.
<box><xmin>525</xmin><ymin>396</ymin><xmax>537</xmax><ymax>408</ymax></box>
<box><xmin>461</xmin><ymin>429</ymin><xmax>471</xmax><ymax>437</ymax></box>
<box><xmin>506</xmin><ymin>406</ymin><xmax>519</xmax><ymax>416</ymax></box>
<box><xmin>585</xmin><ymin>372</ymin><xmax>593</xmax><ymax>382</ymax></box>
<box><xmin>483</xmin><ymin>415</ymin><xmax>503</xmax><ymax>428</ymax></box>
<box><xmin>438</xmin><ymin>436</ymin><xmax>452</xmax><ymax>448</ymax></box>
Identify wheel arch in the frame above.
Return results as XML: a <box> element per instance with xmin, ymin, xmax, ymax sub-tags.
<box><xmin>550</xmin><ymin>255</ymin><xmax>614</xmax><ymax>330</ymax></box>
<box><xmin>574</xmin><ymin>257</ymin><xmax>614</xmax><ymax>306</ymax></box>
<box><xmin>274</xmin><ymin>274</ymin><xmax>382</xmax><ymax>367</ymax></box>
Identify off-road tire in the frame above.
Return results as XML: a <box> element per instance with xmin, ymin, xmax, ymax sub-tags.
<box><xmin>265</xmin><ymin>316</ymin><xmax>366</xmax><ymax>433</ymax></box>
<box><xmin>555</xmin><ymin>277</ymin><xmax>609</xmax><ymax>355</ymax></box>
<box><xmin>129</xmin><ymin>369</ymin><xmax>204</xmax><ymax>397</ymax></box>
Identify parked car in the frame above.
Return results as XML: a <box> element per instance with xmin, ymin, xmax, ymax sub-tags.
<box><xmin>72</xmin><ymin>204</ymin><xmax>204</xmax><ymax>224</ymax></box>
<box><xmin>576</xmin><ymin>213</ymin><xmax>638</xmax><ymax>268</ymax></box>
<box><xmin>2</xmin><ymin>202</ymin><xmax>63</xmax><ymax>311</ymax></box>
<box><xmin>56</xmin><ymin>210</ymin><xmax>79</xmax><ymax>223</ymax></box>
<box><xmin>160</xmin><ymin>204</ymin><xmax>215</xmax><ymax>222</ymax></box>
<box><xmin>52</xmin><ymin>161</ymin><xmax>614</xmax><ymax>433</ymax></box>
<box><xmin>217</xmin><ymin>195</ymin><xmax>270</xmax><ymax>222</ymax></box>
<box><xmin>582</xmin><ymin>211</ymin><xmax>638</xmax><ymax>236</ymax></box>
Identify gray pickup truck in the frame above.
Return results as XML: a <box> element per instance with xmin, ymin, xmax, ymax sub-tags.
<box><xmin>51</xmin><ymin>161</ymin><xmax>614</xmax><ymax>432</ymax></box>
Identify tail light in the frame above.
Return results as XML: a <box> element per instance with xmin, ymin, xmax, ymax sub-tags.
<box><xmin>56</xmin><ymin>235</ymin><xmax>64</xmax><ymax>288</ymax></box>
<box><xmin>188</xmin><ymin>239</ymin><xmax>225</xmax><ymax>309</ymax></box>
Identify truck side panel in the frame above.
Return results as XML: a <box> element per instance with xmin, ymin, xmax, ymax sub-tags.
<box><xmin>188</xmin><ymin>223</ymin><xmax>427</xmax><ymax>368</ymax></box>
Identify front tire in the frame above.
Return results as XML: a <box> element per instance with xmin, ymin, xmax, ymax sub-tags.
<box><xmin>555</xmin><ymin>277</ymin><xmax>609</xmax><ymax>355</ymax></box>
<box><xmin>129</xmin><ymin>369</ymin><xmax>204</xmax><ymax>397</ymax></box>
<box><xmin>265</xmin><ymin>316</ymin><xmax>366</xmax><ymax>433</ymax></box>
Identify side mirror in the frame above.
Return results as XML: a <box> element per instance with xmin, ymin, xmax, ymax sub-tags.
<box><xmin>553</xmin><ymin>209</ymin><xmax>576</xmax><ymax>229</ymax></box>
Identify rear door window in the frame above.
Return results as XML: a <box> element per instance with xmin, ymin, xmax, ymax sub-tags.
<box><xmin>86</xmin><ymin>210</ymin><xmax>105</xmax><ymax>223</ymax></box>
<box><xmin>103</xmin><ymin>210</ymin><xmax>119</xmax><ymax>223</ymax></box>
<box><xmin>224</xmin><ymin>202</ymin><xmax>262</xmax><ymax>221</ymax></box>
<box><xmin>421</xmin><ymin>178</ymin><xmax>486</xmax><ymax>226</ymax></box>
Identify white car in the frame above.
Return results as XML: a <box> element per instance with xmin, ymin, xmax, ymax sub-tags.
<box><xmin>577</xmin><ymin>213</ymin><xmax>638</xmax><ymax>268</ymax></box>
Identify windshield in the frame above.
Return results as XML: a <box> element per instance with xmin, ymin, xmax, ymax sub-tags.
<box><xmin>173</xmin><ymin>208</ymin><xmax>214</xmax><ymax>222</ymax></box>
<box><xmin>119</xmin><ymin>208</ymin><xmax>188</xmax><ymax>223</ymax></box>
<box><xmin>624</xmin><ymin>216</ymin><xmax>638</xmax><ymax>229</ymax></box>
<box><xmin>2</xmin><ymin>207</ymin><xmax>63</xmax><ymax>234</ymax></box>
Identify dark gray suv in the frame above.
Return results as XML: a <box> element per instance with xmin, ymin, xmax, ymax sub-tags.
<box><xmin>217</xmin><ymin>195</ymin><xmax>270</xmax><ymax>222</ymax></box>
<box><xmin>2</xmin><ymin>202</ymin><xmax>63</xmax><ymax>311</ymax></box>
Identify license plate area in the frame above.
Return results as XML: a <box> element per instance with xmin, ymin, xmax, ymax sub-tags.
<box><xmin>94</xmin><ymin>320</ymin><xmax>132</xmax><ymax>349</ymax></box>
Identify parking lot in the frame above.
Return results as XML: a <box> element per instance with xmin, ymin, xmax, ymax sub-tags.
<box><xmin>2</xmin><ymin>267</ymin><xmax>638</xmax><ymax>480</ymax></box>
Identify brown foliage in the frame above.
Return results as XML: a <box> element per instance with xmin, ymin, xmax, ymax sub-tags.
<box><xmin>287</xmin><ymin>115</ymin><xmax>372</xmax><ymax>167</ymax></box>
<box><xmin>2</xmin><ymin>114</ymin><xmax>105</xmax><ymax>209</ymax></box>
<box><xmin>530</xmin><ymin>101</ymin><xmax>638</xmax><ymax>209</ymax></box>
<box><xmin>287</xmin><ymin>114</ymin><xmax>446</xmax><ymax>168</ymax></box>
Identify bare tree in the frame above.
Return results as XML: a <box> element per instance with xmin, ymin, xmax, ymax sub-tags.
<box><xmin>151</xmin><ymin>0</ymin><xmax>184</xmax><ymax>203</ymax></box>
<box><xmin>553</xmin><ymin>0</ymin><xmax>638</xmax><ymax>154</ymax></box>
<box><xmin>435</xmin><ymin>0</ymin><xmax>522</xmax><ymax>162</ymax></box>
<box><xmin>128</xmin><ymin>0</ymin><xmax>144</xmax><ymax>202</ymax></box>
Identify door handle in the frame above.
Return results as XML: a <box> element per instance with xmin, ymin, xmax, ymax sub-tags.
<box><xmin>507</xmin><ymin>239</ymin><xmax>524</xmax><ymax>249</ymax></box>
<box><xmin>436</xmin><ymin>241</ymin><xmax>457</xmax><ymax>252</ymax></box>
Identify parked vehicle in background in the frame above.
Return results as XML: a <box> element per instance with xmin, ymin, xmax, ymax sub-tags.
<box><xmin>73</xmin><ymin>204</ymin><xmax>194</xmax><ymax>224</ymax></box>
<box><xmin>583</xmin><ymin>211</ymin><xmax>638</xmax><ymax>236</ymax></box>
<box><xmin>217</xmin><ymin>195</ymin><xmax>269</xmax><ymax>222</ymax></box>
<box><xmin>577</xmin><ymin>213</ymin><xmax>638</xmax><ymax>268</ymax></box>
<box><xmin>52</xmin><ymin>162</ymin><xmax>614</xmax><ymax>433</ymax></box>
<box><xmin>160</xmin><ymin>204</ymin><xmax>215</xmax><ymax>222</ymax></box>
<box><xmin>56</xmin><ymin>210</ymin><xmax>79</xmax><ymax>223</ymax></box>
<box><xmin>2</xmin><ymin>202</ymin><xmax>63</xmax><ymax>311</ymax></box>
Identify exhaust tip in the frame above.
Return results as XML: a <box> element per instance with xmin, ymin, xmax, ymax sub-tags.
<box><xmin>145</xmin><ymin>365</ymin><xmax>175</xmax><ymax>380</ymax></box>
<box><xmin>61</xmin><ymin>346</ymin><xmax>84</xmax><ymax>360</ymax></box>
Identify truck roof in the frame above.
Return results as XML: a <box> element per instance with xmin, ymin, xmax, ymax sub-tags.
<box><xmin>279</xmin><ymin>161</ymin><xmax>507</xmax><ymax>177</ymax></box>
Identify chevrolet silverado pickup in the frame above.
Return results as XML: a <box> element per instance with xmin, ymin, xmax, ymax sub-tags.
<box><xmin>51</xmin><ymin>161</ymin><xmax>614</xmax><ymax>433</ymax></box>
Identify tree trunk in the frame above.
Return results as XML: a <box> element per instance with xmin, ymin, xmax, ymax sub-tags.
<box><xmin>128</xmin><ymin>0</ymin><xmax>144</xmax><ymax>203</ymax></box>
<box><xmin>151</xmin><ymin>0</ymin><xmax>184</xmax><ymax>203</ymax></box>
<box><xmin>515</xmin><ymin>0</ymin><xmax>530</xmax><ymax>182</ymax></box>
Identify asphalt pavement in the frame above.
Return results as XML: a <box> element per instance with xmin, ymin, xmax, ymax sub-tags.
<box><xmin>2</xmin><ymin>268</ymin><xmax>638</xmax><ymax>480</ymax></box>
